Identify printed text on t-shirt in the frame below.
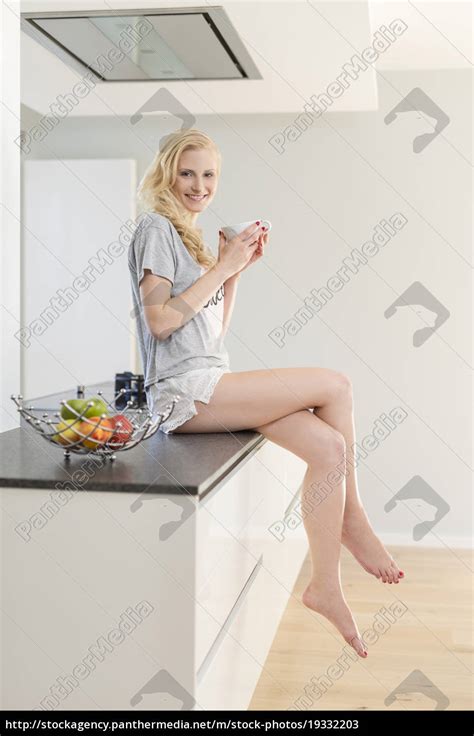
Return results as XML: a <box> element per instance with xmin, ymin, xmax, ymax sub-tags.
<box><xmin>204</xmin><ymin>284</ymin><xmax>225</xmax><ymax>308</ymax></box>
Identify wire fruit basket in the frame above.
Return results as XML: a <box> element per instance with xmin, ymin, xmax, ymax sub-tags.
<box><xmin>11</xmin><ymin>388</ymin><xmax>180</xmax><ymax>461</ymax></box>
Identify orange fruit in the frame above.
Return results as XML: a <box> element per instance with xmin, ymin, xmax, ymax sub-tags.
<box><xmin>77</xmin><ymin>417</ymin><xmax>114</xmax><ymax>450</ymax></box>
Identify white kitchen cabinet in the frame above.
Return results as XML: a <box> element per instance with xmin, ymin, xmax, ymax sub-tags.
<box><xmin>1</xmin><ymin>440</ymin><xmax>306</xmax><ymax>710</ymax></box>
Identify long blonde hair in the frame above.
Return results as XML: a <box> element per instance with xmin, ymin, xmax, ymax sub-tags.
<box><xmin>136</xmin><ymin>129</ymin><xmax>221</xmax><ymax>269</ymax></box>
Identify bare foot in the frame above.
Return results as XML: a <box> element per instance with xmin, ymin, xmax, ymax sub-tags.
<box><xmin>342</xmin><ymin>506</ymin><xmax>405</xmax><ymax>584</ymax></box>
<box><xmin>302</xmin><ymin>582</ymin><xmax>368</xmax><ymax>658</ymax></box>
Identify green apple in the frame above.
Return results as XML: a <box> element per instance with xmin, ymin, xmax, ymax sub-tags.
<box><xmin>83</xmin><ymin>397</ymin><xmax>109</xmax><ymax>418</ymax></box>
<box><xmin>60</xmin><ymin>399</ymin><xmax>87</xmax><ymax>420</ymax></box>
<box><xmin>60</xmin><ymin>396</ymin><xmax>109</xmax><ymax>420</ymax></box>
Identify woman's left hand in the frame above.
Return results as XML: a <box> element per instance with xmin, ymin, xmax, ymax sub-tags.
<box><xmin>233</xmin><ymin>229</ymin><xmax>269</xmax><ymax>276</ymax></box>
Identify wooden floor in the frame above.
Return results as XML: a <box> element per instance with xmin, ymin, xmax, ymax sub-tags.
<box><xmin>249</xmin><ymin>545</ymin><xmax>473</xmax><ymax>711</ymax></box>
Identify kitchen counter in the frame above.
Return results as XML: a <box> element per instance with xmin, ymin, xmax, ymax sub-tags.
<box><xmin>2</xmin><ymin>380</ymin><xmax>307</xmax><ymax>711</ymax></box>
<box><xmin>1</xmin><ymin>380</ymin><xmax>265</xmax><ymax>498</ymax></box>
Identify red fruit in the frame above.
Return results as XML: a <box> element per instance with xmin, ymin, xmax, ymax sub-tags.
<box><xmin>109</xmin><ymin>414</ymin><xmax>134</xmax><ymax>446</ymax></box>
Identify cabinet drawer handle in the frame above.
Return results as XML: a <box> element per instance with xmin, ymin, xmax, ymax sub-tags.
<box><xmin>196</xmin><ymin>554</ymin><xmax>263</xmax><ymax>683</ymax></box>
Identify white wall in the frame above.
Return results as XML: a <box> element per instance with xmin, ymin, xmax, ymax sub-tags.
<box><xmin>1</xmin><ymin>0</ymin><xmax>21</xmax><ymax>433</ymax></box>
<box><xmin>18</xmin><ymin>62</ymin><xmax>472</xmax><ymax>547</ymax></box>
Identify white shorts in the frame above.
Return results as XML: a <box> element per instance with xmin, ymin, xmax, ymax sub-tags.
<box><xmin>146</xmin><ymin>366</ymin><xmax>232</xmax><ymax>435</ymax></box>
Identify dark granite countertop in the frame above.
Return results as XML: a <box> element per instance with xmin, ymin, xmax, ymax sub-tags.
<box><xmin>1</xmin><ymin>381</ymin><xmax>265</xmax><ymax>498</ymax></box>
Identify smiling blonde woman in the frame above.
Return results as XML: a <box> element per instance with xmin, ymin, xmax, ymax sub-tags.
<box><xmin>128</xmin><ymin>128</ymin><xmax>405</xmax><ymax>660</ymax></box>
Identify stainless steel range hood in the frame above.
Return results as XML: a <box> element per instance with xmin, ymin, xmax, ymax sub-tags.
<box><xmin>21</xmin><ymin>6</ymin><xmax>262</xmax><ymax>82</ymax></box>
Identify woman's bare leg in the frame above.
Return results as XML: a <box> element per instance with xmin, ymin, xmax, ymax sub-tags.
<box><xmin>178</xmin><ymin>397</ymin><xmax>368</xmax><ymax>656</ymax></box>
<box><xmin>313</xmin><ymin>380</ymin><xmax>405</xmax><ymax>585</ymax></box>
<box><xmin>172</xmin><ymin>367</ymin><xmax>403</xmax><ymax>583</ymax></box>
<box><xmin>252</xmin><ymin>410</ymin><xmax>368</xmax><ymax>657</ymax></box>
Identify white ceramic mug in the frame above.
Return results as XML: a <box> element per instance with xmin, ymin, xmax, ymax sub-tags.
<box><xmin>221</xmin><ymin>219</ymin><xmax>272</xmax><ymax>240</ymax></box>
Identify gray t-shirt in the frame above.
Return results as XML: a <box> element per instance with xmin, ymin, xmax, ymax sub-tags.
<box><xmin>128</xmin><ymin>211</ymin><xmax>230</xmax><ymax>388</ymax></box>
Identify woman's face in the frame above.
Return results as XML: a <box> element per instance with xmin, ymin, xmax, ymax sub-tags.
<box><xmin>172</xmin><ymin>147</ymin><xmax>218</xmax><ymax>216</ymax></box>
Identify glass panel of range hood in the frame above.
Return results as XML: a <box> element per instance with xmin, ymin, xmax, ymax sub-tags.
<box><xmin>33</xmin><ymin>13</ymin><xmax>244</xmax><ymax>80</ymax></box>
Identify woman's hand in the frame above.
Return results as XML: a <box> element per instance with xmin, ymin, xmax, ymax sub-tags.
<box><xmin>221</xmin><ymin>228</ymin><xmax>269</xmax><ymax>279</ymax></box>
<box><xmin>237</xmin><ymin>229</ymin><xmax>269</xmax><ymax>273</ymax></box>
<box><xmin>217</xmin><ymin>222</ymin><xmax>263</xmax><ymax>279</ymax></box>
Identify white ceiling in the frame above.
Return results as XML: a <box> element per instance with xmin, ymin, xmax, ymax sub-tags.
<box><xmin>369</xmin><ymin>0</ymin><xmax>472</xmax><ymax>70</ymax></box>
<box><xmin>20</xmin><ymin>1</ymin><xmax>472</xmax><ymax>118</ymax></box>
